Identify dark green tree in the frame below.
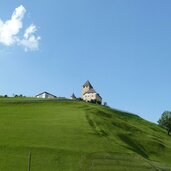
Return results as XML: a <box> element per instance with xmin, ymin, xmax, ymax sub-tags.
<box><xmin>158</xmin><ymin>111</ymin><xmax>171</xmax><ymax>135</ymax></box>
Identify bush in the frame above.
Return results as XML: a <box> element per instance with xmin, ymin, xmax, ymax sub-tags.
<box><xmin>76</xmin><ymin>98</ymin><xmax>83</xmax><ymax>101</ymax></box>
<box><xmin>89</xmin><ymin>99</ymin><xmax>101</xmax><ymax>105</ymax></box>
<box><xmin>158</xmin><ymin>111</ymin><xmax>171</xmax><ymax>135</ymax></box>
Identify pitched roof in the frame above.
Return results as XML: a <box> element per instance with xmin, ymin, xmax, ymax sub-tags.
<box><xmin>83</xmin><ymin>80</ymin><xmax>93</xmax><ymax>88</ymax></box>
<box><xmin>84</xmin><ymin>88</ymin><xmax>96</xmax><ymax>94</ymax></box>
<box><xmin>35</xmin><ymin>91</ymin><xmax>57</xmax><ymax>97</ymax></box>
<box><xmin>71</xmin><ymin>93</ymin><xmax>76</xmax><ymax>98</ymax></box>
<box><xmin>84</xmin><ymin>89</ymin><xmax>102</xmax><ymax>99</ymax></box>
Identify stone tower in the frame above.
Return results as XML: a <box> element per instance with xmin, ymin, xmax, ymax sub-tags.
<box><xmin>82</xmin><ymin>80</ymin><xmax>93</xmax><ymax>98</ymax></box>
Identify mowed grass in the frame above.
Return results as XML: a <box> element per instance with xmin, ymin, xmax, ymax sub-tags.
<box><xmin>0</xmin><ymin>98</ymin><xmax>170</xmax><ymax>170</ymax></box>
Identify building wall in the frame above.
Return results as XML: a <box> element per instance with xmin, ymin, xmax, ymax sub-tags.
<box><xmin>83</xmin><ymin>92</ymin><xmax>96</xmax><ymax>101</ymax></box>
<box><xmin>36</xmin><ymin>93</ymin><xmax>45</xmax><ymax>98</ymax></box>
<box><xmin>83</xmin><ymin>93</ymin><xmax>102</xmax><ymax>103</ymax></box>
<box><xmin>95</xmin><ymin>94</ymin><xmax>102</xmax><ymax>103</ymax></box>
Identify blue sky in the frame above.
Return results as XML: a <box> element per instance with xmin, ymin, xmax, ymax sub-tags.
<box><xmin>0</xmin><ymin>0</ymin><xmax>171</xmax><ymax>123</ymax></box>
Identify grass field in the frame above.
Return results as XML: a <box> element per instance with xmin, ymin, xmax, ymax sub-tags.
<box><xmin>0</xmin><ymin>98</ymin><xmax>170</xmax><ymax>170</ymax></box>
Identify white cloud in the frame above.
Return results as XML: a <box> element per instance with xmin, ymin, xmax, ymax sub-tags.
<box><xmin>0</xmin><ymin>5</ymin><xmax>25</xmax><ymax>46</ymax></box>
<box><xmin>24</xmin><ymin>24</ymin><xmax>36</xmax><ymax>39</ymax></box>
<box><xmin>0</xmin><ymin>5</ymin><xmax>40</xmax><ymax>51</ymax></box>
<box><xmin>19</xmin><ymin>24</ymin><xmax>41</xmax><ymax>51</ymax></box>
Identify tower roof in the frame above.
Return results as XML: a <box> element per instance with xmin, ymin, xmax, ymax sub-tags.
<box><xmin>83</xmin><ymin>80</ymin><xmax>93</xmax><ymax>88</ymax></box>
<box><xmin>71</xmin><ymin>93</ymin><xmax>76</xmax><ymax>98</ymax></box>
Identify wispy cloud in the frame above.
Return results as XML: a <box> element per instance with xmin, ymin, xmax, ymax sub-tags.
<box><xmin>0</xmin><ymin>5</ymin><xmax>40</xmax><ymax>51</ymax></box>
<box><xmin>19</xmin><ymin>24</ymin><xmax>41</xmax><ymax>51</ymax></box>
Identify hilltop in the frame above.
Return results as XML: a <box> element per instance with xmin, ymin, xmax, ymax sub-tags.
<box><xmin>0</xmin><ymin>98</ymin><xmax>170</xmax><ymax>170</ymax></box>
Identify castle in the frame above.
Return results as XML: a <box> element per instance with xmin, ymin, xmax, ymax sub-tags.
<box><xmin>81</xmin><ymin>80</ymin><xmax>102</xmax><ymax>104</ymax></box>
<box><xmin>35</xmin><ymin>81</ymin><xmax>102</xmax><ymax>104</ymax></box>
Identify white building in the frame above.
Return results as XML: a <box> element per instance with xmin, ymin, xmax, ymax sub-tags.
<box><xmin>35</xmin><ymin>92</ymin><xmax>57</xmax><ymax>98</ymax></box>
<box><xmin>82</xmin><ymin>81</ymin><xmax>102</xmax><ymax>104</ymax></box>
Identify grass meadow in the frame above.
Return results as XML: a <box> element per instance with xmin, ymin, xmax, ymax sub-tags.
<box><xmin>0</xmin><ymin>98</ymin><xmax>170</xmax><ymax>170</ymax></box>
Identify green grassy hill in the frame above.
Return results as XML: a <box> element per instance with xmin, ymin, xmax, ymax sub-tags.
<box><xmin>0</xmin><ymin>98</ymin><xmax>170</xmax><ymax>171</ymax></box>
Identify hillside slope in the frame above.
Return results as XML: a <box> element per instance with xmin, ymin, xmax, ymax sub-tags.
<box><xmin>0</xmin><ymin>98</ymin><xmax>170</xmax><ymax>170</ymax></box>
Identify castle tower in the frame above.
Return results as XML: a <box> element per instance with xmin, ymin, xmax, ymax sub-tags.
<box><xmin>82</xmin><ymin>80</ymin><xmax>93</xmax><ymax>98</ymax></box>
